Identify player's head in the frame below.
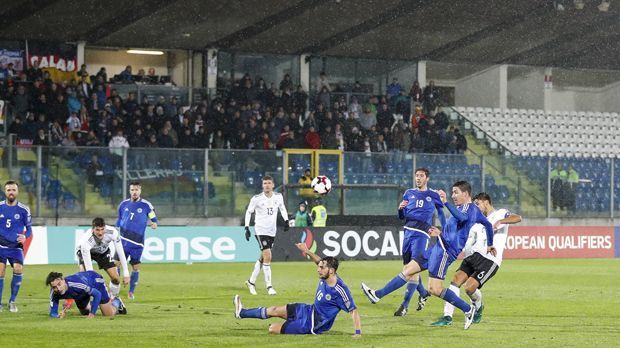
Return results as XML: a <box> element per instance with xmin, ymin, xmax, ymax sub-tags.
<box><xmin>299</xmin><ymin>201</ymin><xmax>306</xmax><ymax>212</ymax></box>
<box><xmin>4</xmin><ymin>180</ymin><xmax>19</xmax><ymax>203</ymax></box>
<box><xmin>304</xmin><ymin>169</ymin><xmax>311</xmax><ymax>178</ymax></box>
<box><xmin>46</xmin><ymin>272</ymin><xmax>67</xmax><ymax>295</ymax></box>
<box><xmin>473</xmin><ymin>192</ymin><xmax>493</xmax><ymax>215</ymax></box>
<box><xmin>129</xmin><ymin>181</ymin><xmax>142</xmax><ymax>201</ymax></box>
<box><xmin>414</xmin><ymin>168</ymin><xmax>430</xmax><ymax>189</ymax></box>
<box><xmin>317</xmin><ymin>256</ymin><xmax>339</xmax><ymax>279</ymax></box>
<box><xmin>91</xmin><ymin>217</ymin><xmax>106</xmax><ymax>239</ymax></box>
<box><xmin>451</xmin><ymin>180</ymin><xmax>472</xmax><ymax>205</ymax></box>
<box><xmin>262</xmin><ymin>175</ymin><xmax>274</xmax><ymax>194</ymax></box>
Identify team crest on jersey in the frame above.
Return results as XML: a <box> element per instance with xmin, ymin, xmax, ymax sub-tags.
<box><xmin>14</xmin><ymin>214</ymin><xmax>20</xmax><ymax>219</ymax></box>
<box><xmin>137</xmin><ymin>208</ymin><xmax>143</xmax><ymax>213</ymax></box>
<box><xmin>426</xmin><ymin>197</ymin><xmax>432</xmax><ymax>202</ymax></box>
<box><xmin>325</xmin><ymin>294</ymin><xmax>331</xmax><ymax>301</ymax></box>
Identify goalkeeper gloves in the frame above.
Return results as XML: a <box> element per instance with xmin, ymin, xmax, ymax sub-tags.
<box><xmin>283</xmin><ymin>221</ymin><xmax>290</xmax><ymax>232</ymax></box>
<box><xmin>245</xmin><ymin>226</ymin><xmax>251</xmax><ymax>241</ymax></box>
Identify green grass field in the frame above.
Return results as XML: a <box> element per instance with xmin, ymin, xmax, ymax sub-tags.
<box><xmin>2</xmin><ymin>259</ymin><xmax>619</xmax><ymax>347</ymax></box>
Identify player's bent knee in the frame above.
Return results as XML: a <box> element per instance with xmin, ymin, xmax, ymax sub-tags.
<box><xmin>268</xmin><ymin>323</ymin><xmax>282</xmax><ymax>334</ymax></box>
<box><xmin>428</xmin><ymin>284</ymin><xmax>443</xmax><ymax>296</ymax></box>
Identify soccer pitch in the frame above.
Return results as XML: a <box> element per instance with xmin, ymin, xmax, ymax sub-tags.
<box><xmin>2</xmin><ymin>259</ymin><xmax>619</xmax><ymax>347</ymax></box>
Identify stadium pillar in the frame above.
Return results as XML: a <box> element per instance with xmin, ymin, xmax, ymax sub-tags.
<box><xmin>76</xmin><ymin>41</ymin><xmax>86</xmax><ymax>68</ymax></box>
<box><xmin>499</xmin><ymin>65</ymin><xmax>508</xmax><ymax>109</ymax></box>
<box><xmin>206</xmin><ymin>49</ymin><xmax>218</xmax><ymax>99</ymax></box>
<box><xmin>122</xmin><ymin>148</ymin><xmax>128</xmax><ymax>200</ymax></box>
<box><xmin>188</xmin><ymin>49</ymin><xmax>193</xmax><ymax>104</ymax></box>
<box><xmin>546</xmin><ymin>157</ymin><xmax>551</xmax><ymax>218</ymax></box>
<box><xmin>300</xmin><ymin>54</ymin><xmax>311</xmax><ymax>97</ymax></box>
<box><xmin>417</xmin><ymin>61</ymin><xmax>427</xmax><ymax>89</ymax></box>
<box><xmin>611</xmin><ymin>158</ymin><xmax>615</xmax><ymax>218</ymax></box>
<box><xmin>543</xmin><ymin>67</ymin><xmax>553</xmax><ymax>112</ymax></box>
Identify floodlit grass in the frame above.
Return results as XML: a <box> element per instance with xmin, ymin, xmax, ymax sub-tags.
<box><xmin>2</xmin><ymin>259</ymin><xmax>619</xmax><ymax>347</ymax></box>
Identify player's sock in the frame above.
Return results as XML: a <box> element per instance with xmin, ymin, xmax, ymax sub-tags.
<box><xmin>401</xmin><ymin>280</ymin><xmax>418</xmax><ymax>308</ymax></box>
<box><xmin>109</xmin><ymin>281</ymin><xmax>121</xmax><ymax>297</ymax></box>
<box><xmin>417</xmin><ymin>277</ymin><xmax>429</xmax><ymax>298</ymax></box>
<box><xmin>439</xmin><ymin>287</ymin><xmax>471</xmax><ymax>313</ymax></box>
<box><xmin>375</xmin><ymin>273</ymin><xmax>407</xmax><ymax>299</ymax></box>
<box><xmin>262</xmin><ymin>263</ymin><xmax>272</xmax><ymax>287</ymax></box>
<box><xmin>249</xmin><ymin>260</ymin><xmax>262</xmax><ymax>284</ymax></box>
<box><xmin>0</xmin><ymin>277</ymin><xmax>4</xmax><ymax>304</ymax></box>
<box><xmin>468</xmin><ymin>289</ymin><xmax>483</xmax><ymax>309</ymax></box>
<box><xmin>239</xmin><ymin>307</ymin><xmax>268</xmax><ymax>319</ymax></box>
<box><xmin>443</xmin><ymin>284</ymin><xmax>460</xmax><ymax>317</ymax></box>
<box><xmin>9</xmin><ymin>273</ymin><xmax>22</xmax><ymax>302</ymax></box>
<box><xmin>111</xmin><ymin>297</ymin><xmax>122</xmax><ymax>310</ymax></box>
<box><xmin>129</xmin><ymin>271</ymin><xmax>140</xmax><ymax>293</ymax></box>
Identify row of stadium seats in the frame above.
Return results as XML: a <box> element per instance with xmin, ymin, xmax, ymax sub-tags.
<box><xmin>455</xmin><ymin>106</ymin><xmax>620</xmax><ymax>157</ymax></box>
<box><xmin>18</xmin><ymin>166</ymin><xmax>77</xmax><ymax>210</ymax></box>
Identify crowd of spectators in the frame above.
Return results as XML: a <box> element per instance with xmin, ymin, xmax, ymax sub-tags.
<box><xmin>1</xmin><ymin>65</ymin><xmax>467</xmax><ymax>158</ymax></box>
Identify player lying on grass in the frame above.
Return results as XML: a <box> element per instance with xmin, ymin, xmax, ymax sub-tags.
<box><xmin>46</xmin><ymin>271</ymin><xmax>127</xmax><ymax>318</ymax></box>
<box><xmin>234</xmin><ymin>243</ymin><xmax>361</xmax><ymax>337</ymax></box>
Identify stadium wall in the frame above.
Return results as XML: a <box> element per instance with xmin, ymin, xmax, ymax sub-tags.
<box><xmin>25</xmin><ymin>226</ymin><xmax>620</xmax><ymax>265</ymax></box>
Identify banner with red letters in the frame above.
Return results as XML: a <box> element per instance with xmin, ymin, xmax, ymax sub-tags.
<box><xmin>503</xmin><ymin>226</ymin><xmax>618</xmax><ymax>259</ymax></box>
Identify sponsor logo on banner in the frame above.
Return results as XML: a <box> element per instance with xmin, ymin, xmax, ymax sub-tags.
<box><xmin>504</xmin><ymin>226</ymin><xmax>615</xmax><ymax>258</ymax></box>
<box><xmin>46</xmin><ymin>226</ymin><xmax>257</xmax><ymax>264</ymax></box>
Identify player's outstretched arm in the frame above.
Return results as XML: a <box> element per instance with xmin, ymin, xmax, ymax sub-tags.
<box><xmin>114</xmin><ymin>237</ymin><xmax>130</xmax><ymax>284</ymax></box>
<box><xmin>295</xmin><ymin>243</ymin><xmax>321</xmax><ymax>264</ymax></box>
<box><xmin>493</xmin><ymin>213</ymin><xmax>522</xmax><ymax>230</ymax></box>
<box><xmin>351</xmin><ymin>309</ymin><xmax>362</xmax><ymax>338</ymax></box>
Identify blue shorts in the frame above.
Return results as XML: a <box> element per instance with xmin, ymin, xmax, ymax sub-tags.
<box><xmin>281</xmin><ymin>303</ymin><xmax>314</xmax><ymax>335</ymax></box>
<box><xmin>122</xmin><ymin>239</ymin><xmax>144</xmax><ymax>265</ymax></box>
<box><xmin>0</xmin><ymin>247</ymin><xmax>24</xmax><ymax>266</ymax></box>
<box><xmin>75</xmin><ymin>275</ymin><xmax>111</xmax><ymax>310</ymax></box>
<box><xmin>418</xmin><ymin>241</ymin><xmax>456</xmax><ymax>280</ymax></box>
<box><xmin>402</xmin><ymin>228</ymin><xmax>430</xmax><ymax>265</ymax></box>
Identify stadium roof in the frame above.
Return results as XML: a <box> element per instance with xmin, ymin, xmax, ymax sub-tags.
<box><xmin>2</xmin><ymin>0</ymin><xmax>620</xmax><ymax>70</ymax></box>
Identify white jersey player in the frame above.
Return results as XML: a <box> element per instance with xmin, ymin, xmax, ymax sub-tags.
<box><xmin>432</xmin><ymin>192</ymin><xmax>522</xmax><ymax>327</ymax></box>
<box><xmin>244</xmin><ymin>175</ymin><xmax>289</xmax><ymax>296</ymax></box>
<box><xmin>76</xmin><ymin>217</ymin><xmax>129</xmax><ymax>297</ymax></box>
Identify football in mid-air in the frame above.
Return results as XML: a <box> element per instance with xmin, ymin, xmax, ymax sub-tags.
<box><xmin>311</xmin><ymin>175</ymin><xmax>332</xmax><ymax>195</ymax></box>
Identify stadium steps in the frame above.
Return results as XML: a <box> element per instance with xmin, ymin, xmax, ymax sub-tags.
<box><xmin>465</xmin><ymin>133</ymin><xmax>545</xmax><ymax>216</ymax></box>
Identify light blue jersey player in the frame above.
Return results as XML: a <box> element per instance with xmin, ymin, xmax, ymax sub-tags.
<box><xmin>116</xmin><ymin>181</ymin><xmax>157</xmax><ymax>299</ymax></box>
<box><xmin>394</xmin><ymin>167</ymin><xmax>446</xmax><ymax>316</ymax></box>
<box><xmin>0</xmin><ymin>180</ymin><xmax>32</xmax><ymax>313</ymax></box>
<box><xmin>234</xmin><ymin>243</ymin><xmax>361</xmax><ymax>338</ymax></box>
<box><xmin>362</xmin><ymin>180</ymin><xmax>495</xmax><ymax>330</ymax></box>
<box><xmin>46</xmin><ymin>271</ymin><xmax>126</xmax><ymax>318</ymax></box>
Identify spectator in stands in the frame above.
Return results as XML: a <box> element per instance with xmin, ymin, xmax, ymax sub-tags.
<box><xmin>566</xmin><ymin>165</ymin><xmax>579</xmax><ymax>213</ymax></box>
<box><xmin>109</xmin><ymin>129</ymin><xmax>129</xmax><ymax>168</ymax></box>
<box><xmin>349</xmin><ymin>96</ymin><xmax>362</xmax><ymax>116</ymax></box>
<box><xmin>33</xmin><ymin>128</ymin><xmax>49</xmax><ymax>146</ymax></box>
<box><xmin>454</xmin><ymin>128</ymin><xmax>467</xmax><ymax>154</ymax></box>
<box><xmin>26</xmin><ymin>60</ymin><xmax>43</xmax><ymax>81</ymax></box>
<box><xmin>411</xmin><ymin>127</ymin><xmax>425</xmax><ymax>153</ymax></box>
<box><xmin>320</xmin><ymin>125</ymin><xmax>337</xmax><ymax>149</ymax></box>
<box><xmin>422</xmin><ymin>80</ymin><xmax>440</xmax><ymax>115</ymax></box>
<box><xmin>119</xmin><ymin>65</ymin><xmax>133</xmax><ymax>82</ymax></box>
<box><xmin>391</xmin><ymin>119</ymin><xmax>410</xmax><ymax>161</ymax></box>
<box><xmin>50</xmin><ymin>120</ymin><xmax>65</xmax><ymax>145</ymax></box>
<box><xmin>11</xmin><ymin>84</ymin><xmax>30</xmax><ymax>117</ymax></box>
<box><xmin>410</xmin><ymin>104</ymin><xmax>426</xmax><ymax>130</ymax></box>
<box><xmin>409</xmin><ymin>81</ymin><xmax>422</xmax><ymax>103</ymax></box>
<box><xmin>280</xmin><ymin>74</ymin><xmax>294</xmax><ymax>91</ymax></box>
<box><xmin>66</xmin><ymin>112</ymin><xmax>81</xmax><ymax>134</ymax></box>
<box><xmin>316</xmin><ymin>87</ymin><xmax>331</xmax><ymax>111</ymax></box>
<box><xmin>293</xmin><ymin>202</ymin><xmax>313</xmax><ymax>227</ymax></box>
<box><xmin>86</xmin><ymin>154</ymin><xmax>105</xmax><ymax>191</ymax></box>
<box><xmin>293</xmin><ymin>85</ymin><xmax>308</xmax><ymax>113</ymax></box>
<box><xmin>157</xmin><ymin>127</ymin><xmax>175</xmax><ymax>148</ymax></box>
<box><xmin>305</xmin><ymin>126</ymin><xmax>321</xmax><ymax>149</ymax></box>
<box><xmin>550</xmin><ymin>163</ymin><xmax>567</xmax><ymax>211</ymax></box>
<box><xmin>84</xmin><ymin>130</ymin><xmax>101</xmax><ymax>147</ymax></box>
<box><xmin>316</xmin><ymin>71</ymin><xmax>331</xmax><ymax>92</ymax></box>
<box><xmin>359</xmin><ymin>104</ymin><xmax>377</xmax><ymax>131</ymax></box>
<box><xmin>376</xmin><ymin>103</ymin><xmax>394</xmax><ymax>131</ymax></box>
<box><xmin>386</xmin><ymin>77</ymin><xmax>402</xmax><ymax>98</ymax></box>
<box><xmin>298</xmin><ymin>169</ymin><xmax>314</xmax><ymax>201</ymax></box>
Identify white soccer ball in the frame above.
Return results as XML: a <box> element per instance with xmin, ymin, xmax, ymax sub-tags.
<box><xmin>311</xmin><ymin>175</ymin><xmax>332</xmax><ymax>195</ymax></box>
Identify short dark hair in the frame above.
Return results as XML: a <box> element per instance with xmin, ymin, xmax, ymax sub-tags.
<box><xmin>130</xmin><ymin>181</ymin><xmax>141</xmax><ymax>187</ymax></box>
<box><xmin>92</xmin><ymin>217</ymin><xmax>105</xmax><ymax>227</ymax></box>
<box><xmin>320</xmin><ymin>256</ymin><xmax>339</xmax><ymax>272</ymax></box>
<box><xmin>262</xmin><ymin>175</ymin><xmax>274</xmax><ymax>183</ymax></box>
<box><xmin>415</xmin><ymin>168</ymin><xmax>430</xmax><ymax>178</ymax></box>
<box><xmin>4</xmin><ymin>180</ymin><xmax>18</xmax><ymax>187</ymax></box>
<box><xmin>453</xmin><ymin>181</ymin><xmax>471</xmax><ymax>196</ymax></box>
<box><xmin>473</xmin><ymin>192</ymin><xmax>492</xmax><ymax>204</ymax></box>
<box><xmin>46</xmin><ymin>272</ymin><xmax>63</xmax><ymax>286</ymax></box>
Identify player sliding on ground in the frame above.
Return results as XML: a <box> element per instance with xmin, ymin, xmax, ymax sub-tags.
<box><xmin>234</xmin><ymin>243</ymin><xmax>361</xmax><ymax>337</ymax></box>
<box><xmin>394</xmin><ymin>168</ymin><xmax>446</xmax><ymax>317</ymax></box>
<box><xmin>46</xmin><ymin>271</ymin><xmax>126</xmax><ymax>318</ymax></box>
<box><xmin>244</xmin><ymin>175</ymin><xmax>289</xmax><ymax>296</ymax></box>
<box><xmin>361</xmin><ymin>180</ymin><xmax>496</xmax><ymax>329</ymax></box>
<box><xmin>431</xmin><ymin>192</ymin><xmax>522</xmax><ymax>326</ymax></box>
